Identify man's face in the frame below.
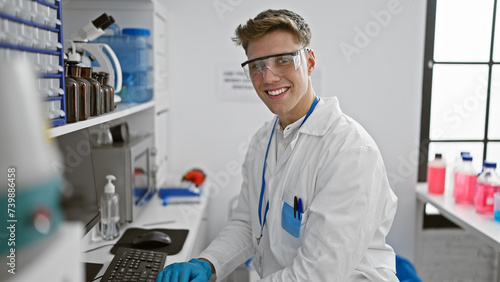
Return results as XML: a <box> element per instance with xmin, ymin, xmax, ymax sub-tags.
<box><xmin>246</xmin><ymin>30</ymin><xmax>315</xmax><ymax>126</ymax></box>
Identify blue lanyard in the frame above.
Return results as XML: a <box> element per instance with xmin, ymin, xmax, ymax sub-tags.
<box><xmin>257</xmin><ymin>96</ymin><xmax>319</xmax><ymax>234</ymax></box>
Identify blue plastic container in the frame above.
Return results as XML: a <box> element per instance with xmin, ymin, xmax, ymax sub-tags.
<box><xmin>93</xmin><ymin>26</ymin><xmax>153</xmax><ymax>103</ymax></box>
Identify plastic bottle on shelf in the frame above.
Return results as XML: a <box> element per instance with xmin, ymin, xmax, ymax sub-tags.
<box><xmin>454</xmin><ymin>155</ymin><xmax>477</xmax><ymax>204</ymax></box>
<box><xmin>81</xmin><ymin>67</ymin><xmax>101</xmax><ymax>117</ymax></box>
<box><xmin>92</xmin><ymin>26</ymin><xmax>153</xmax><ymax>104</ymax></box>
<box><xmin>494</xmin><ymin>192</ymin><xmax>500</xmax><ymax>222</ymax></box>
<box><xmin>427</xmin><ymin>153</ymin><xmax>446</xmax><ymax>194</ymax></box>
<box><xmin>446</xmin><ymin>151</ymin><xmax>470</xmax><ymax>194</ymax></box>
<box><xmin>100</xmin><ymin>175</ymin><xmax>120</xmax><ymax>240</ymax></box>
<box><xmin>475</xmin><ymin>162</ymin><xmax>500</xmax><ymax>215</ymax></box>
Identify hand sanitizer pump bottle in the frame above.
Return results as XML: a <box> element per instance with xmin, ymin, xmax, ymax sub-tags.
<box><xmin>101</xmin><ymin>175</ymin><xmax>120</xmax><ymax>240</ymax></box>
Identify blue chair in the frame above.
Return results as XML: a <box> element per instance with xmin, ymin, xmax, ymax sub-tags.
<box><xmin>396</xmin><ymin>255</ymin><xmax>422</xmax><ymax>282</ymax></box>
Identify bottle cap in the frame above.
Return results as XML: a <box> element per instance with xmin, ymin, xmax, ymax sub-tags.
<box><xmin>105</xmin><ymin>175</ymin><xmax>116</xmax><ymax>193</ymax></box>
<box><xmin>463</xmin><ymin>155</ymin><xmax>473</xmax><ymax>161</ymax></box>
<box><xmin>484</xmin><ymin>161</ymin><xmax>497</xmax><ymax>168</ymax></box>
<box><xmin>122</xmin><ymin>28</ymin><xmax>151</xmax><ymax>36</ymax></box>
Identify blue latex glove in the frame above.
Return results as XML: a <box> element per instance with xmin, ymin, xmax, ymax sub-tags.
<box><xmin>156</xmin><ymin>258</ymin><xmax>212</xmax><ymax>282</ymax></box>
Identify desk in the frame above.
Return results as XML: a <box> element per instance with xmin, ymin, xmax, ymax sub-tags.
<box><xmin>82</xmin><ymin>188</ymin><xmax>209</xmax><ymax>280</ymax></box>
<box><xmin>415</xmin><ymin>183</ymin><xmax>500</xmax><ymax>281</ymax></box>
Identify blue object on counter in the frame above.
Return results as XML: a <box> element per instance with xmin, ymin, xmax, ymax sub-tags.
<box><xmin>158</xmin><ymin>186</ymin><xmax>201</xmax><ymax>206</ymax></box>
<box><xmin>134</xmin><ymin>187</ymin><xmax>156</xmax><ymax>206</ymax></box>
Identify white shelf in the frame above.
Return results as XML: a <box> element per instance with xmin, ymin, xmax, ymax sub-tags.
<box><xmin>49</xmin><ymin>101</ymin><xmax>155</xmax><ymax>138</ymax></box>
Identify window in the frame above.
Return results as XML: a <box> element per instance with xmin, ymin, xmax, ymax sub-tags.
<box><xmin>418</xmin><ymin>0</ymin><xmax>500</xmax><ymax>181</ymax></box>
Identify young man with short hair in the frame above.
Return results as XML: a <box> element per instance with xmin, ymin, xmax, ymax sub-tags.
<box><xmin>157</xmin><ymin>9</ymin><xmax>398</xmax><ymax>282</ymax></box>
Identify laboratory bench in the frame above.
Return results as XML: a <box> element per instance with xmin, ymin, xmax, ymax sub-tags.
<box><xmin>81</xmin><ymin>186</ymin><xmax>210</xmax><ymax>281</ymax></box>
<box><xmin>414</xmin><ymin>183</ymin><xmax>500</xmax><ymax>281</ymax></box>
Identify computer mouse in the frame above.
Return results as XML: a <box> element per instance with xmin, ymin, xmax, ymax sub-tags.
<box><xmin>131</xmin><ymin>231</ymin><xmax>172</xmax><ymax>247</ymax></box>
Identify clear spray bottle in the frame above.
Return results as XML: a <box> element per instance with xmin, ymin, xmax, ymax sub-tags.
<box><xmin>100</xmin><ymin>175</ymin><xmax>120</xmax><ymax>240</ymax></box>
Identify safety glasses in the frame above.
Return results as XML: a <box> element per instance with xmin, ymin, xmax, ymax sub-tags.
<box><xmin>241</xmin><ymin>47</ymin><xmax>310</xmax><ymax>80</ymax></box>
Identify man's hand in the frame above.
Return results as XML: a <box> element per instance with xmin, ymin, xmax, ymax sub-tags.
<box><xmin>156</xmin><ymin>258</ymin><xmax>212</xmax><ymax>282</ymax></box>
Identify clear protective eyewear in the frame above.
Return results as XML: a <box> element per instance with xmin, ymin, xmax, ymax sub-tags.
<box><xmin>241</xmin><ymin>47</ymin><xmax>310</xmax><ymax>80</ymax></box>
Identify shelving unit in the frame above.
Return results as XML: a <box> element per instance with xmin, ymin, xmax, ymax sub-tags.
<box><xmin>48</xmin><ymin>100</ymin><xmax>155</xmax><ymax>138</ymax></box>
<box><xmin>0</xmin><ymin>0</ymin><xmax>66</xmax><ymax>127</ymax></box>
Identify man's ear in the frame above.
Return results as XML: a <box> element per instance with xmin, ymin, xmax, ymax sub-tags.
<box><xmin>307</xmin><ymin>49</ymin><xmax>316</xmax><ymax>76</ymax></box>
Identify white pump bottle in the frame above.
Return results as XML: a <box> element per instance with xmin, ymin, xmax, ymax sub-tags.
<box><xmin>101</xmin><ymin>175</ymin><xmax>120</xmax><ymax>240</ymax></box>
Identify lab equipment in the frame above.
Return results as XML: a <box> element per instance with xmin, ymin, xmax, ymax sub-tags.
<box><xmin>0</xmin><ymin>0</ymin><xmax>66</xmax><ymax>126</ymax></box>
<box><xmin>101</xmin><ymin>175</ymin><xmax>120</xmax><ymax>240</ymax></box>
<box><xmin>0</xmin><ymin>59</ymin><xmax>63</xmax><ymax>255</ymax></box>
<box><xmin>64</xmin><ymin>60</ymin><xmax>79</xmax><ymax>123</ymax></box>
<box><xmin>69</xmin><ymin>13</ymin><xmax>123</xmax><ymax>94</ymax></box>
<box><xmin>454</xmin><ymin>155</ymin><xmax>477</xmax><ymax>204</ymax></box>
<box><xmin>427</xmin><ymin>153</ymin><xmax>446</xmax><ymax>194</ymax></box>
<box><xmin>95</xmin><ymin>72</ymin><xmax>112</xmax><ymax>113</ymax></box>
<box><xmin>81</xmin><ymin>67</ymin><xmax>102</xmax><ymax>116</ymax></box>
<box><xmin>446</xmin><ymin>151</ymin><xmax>470</xmax><ymax>194</ymax></box>
<box><xmin>110</xmin><ymin>123</ymin><xmax>130</xmax><ymax>143</ymax></box>
<box><xmin>92</xmin><ymin>26</ymin><xmax>153</xmax><ymax>103</ymax></box>
<box><xmin>100</xmin><ymin>247</ymin><xmax>166</xmax><ymax>282</ymax></box>
<box><xmin>156</xmin><ymin>259</ymin><xmax>212</xmax><ymax>282</ymax></box>
<box><xmin>91</xmin><ymin>135</ymin><xmax>155</xmax><ymax>224</ymax></box>
<box><xmin>67</xmin><ymin>60</ymin><xmax>91</xmax><ymax>121</ymax></box>
<box><xmin>475</xmin><ymin>162</ymin><xmax>500</xmax><ymax>215</ymax></box>
<box><xmin>131</xmin><ymin>230</ymin><xmax>172</xmax><ymax>247</ymax></box>
<box><xmin>182</xmin><ymin>169</ymin><xmax>206</xmax><ymax>186</ymax></box>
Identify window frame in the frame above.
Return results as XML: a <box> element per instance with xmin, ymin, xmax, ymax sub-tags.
<box><xmin>418</xmin><ymin>0</ymin><xmax>500</xmax><ymax>182</ymax></box>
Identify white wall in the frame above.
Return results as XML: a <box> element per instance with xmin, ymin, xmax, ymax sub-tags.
<box><xmin>164</xmin><ymin>0</ymin><xmax>426</xmax><ymax>261</ymax></box>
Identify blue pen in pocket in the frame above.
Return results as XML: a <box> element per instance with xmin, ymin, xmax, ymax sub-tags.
<box><xmin>282</xmin><ymin>196</ymin><xmax>303</xmax><ymax>238</ymax></box>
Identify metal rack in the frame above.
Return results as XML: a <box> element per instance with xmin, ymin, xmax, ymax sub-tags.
<box><xmin>0</xmin><ymin>0</ymin><xmax>66</xmax><ymax>126</ymax></box>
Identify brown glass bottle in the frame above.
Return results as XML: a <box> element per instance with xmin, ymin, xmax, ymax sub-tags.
<box><xmin>81</xmin><ymin>67</ymin><xmax>101</xmax><ymax>117</ymax></box>
<box><xmin>64</xmin><ymin>62</ymin><xmax>79</xmax><ymax>123</ymax></box>
<box><xmin>96</xmin><ymin>73</ymin><xmax>111</xmax><ymax>113</ymax></box>
<box><xmin>67</xmin><ymin>62</ymin><xmax>90</xmax><ymax>120</ymax></box>
<box><xmin>101</xmin><ymin>72</ymin><xmax>115</xmax><ymax>112</ymax></box>
<box><xmin>93</xmin><ymin>72</ymin><xmax>106</xmax><ymax>114</ymax></box>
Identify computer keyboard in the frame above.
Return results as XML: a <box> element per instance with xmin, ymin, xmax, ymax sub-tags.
<box><xmin>100</xmin><ymin>247</ymin><xmax>167</xmax><ymax>282</ymax></box>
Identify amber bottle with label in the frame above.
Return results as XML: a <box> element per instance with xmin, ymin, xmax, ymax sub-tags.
<box><xmin>81</xmin><ymin>67</ymin><xmax>101</xmax><ymax>117</ymax></box>
<box><xmin>67</xmin><ymin>61</ymin><xmax>90</xmax><ymax>120</ymax></box>
<box><xmin>64</xmin><ymin>62</ymin><xmax>79</xmax><ymax>123</ymax></box>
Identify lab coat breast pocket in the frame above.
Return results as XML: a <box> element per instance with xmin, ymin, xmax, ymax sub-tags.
<box><xmin>281</xmin><ymin>190</ymin><xmax>307</xmax><ymax>239</ymax></box>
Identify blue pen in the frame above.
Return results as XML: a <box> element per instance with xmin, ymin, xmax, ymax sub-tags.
<box><xmin>298</xmin><ymin>198</ymin><xmax>303</xmax><ymax>220</ymax></box>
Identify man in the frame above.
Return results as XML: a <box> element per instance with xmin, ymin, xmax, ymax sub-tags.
<box><xmin>157</xmin><ymin>9</ymin><xmax>398</xmax><ymax>282</ymax></box>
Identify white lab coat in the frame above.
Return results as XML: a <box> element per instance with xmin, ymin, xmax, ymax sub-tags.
<box><xmin>199</xmin><ymin>97</ymin><xmax>398</xmax><ymax>281</ymax></box>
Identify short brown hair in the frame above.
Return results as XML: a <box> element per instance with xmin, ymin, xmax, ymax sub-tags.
<box><xmin>232</xmin><ymin>9</ymin><xmax>311</xmax><ymax>53</ymax></box>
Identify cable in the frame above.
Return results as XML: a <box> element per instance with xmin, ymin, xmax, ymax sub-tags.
<box><xmin>83</xmin><ymin>243</ymin><xmax>115</xmax><ymax>253</ymax></box>
<box><xmin>91</xmin><ymin>275</ymin><xmax>103</xmax><ymax>281</ymax></box>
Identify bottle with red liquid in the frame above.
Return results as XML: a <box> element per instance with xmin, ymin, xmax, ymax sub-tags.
<box><xmin>454</xmin><ymin>155</ymin><xmax>477</xmax><ymax>204</ymax></box>
<box><xmin>475</xmin><ymin>161</ymin><xmax>500</xmax><ymax>215</ymax></box>
<box><xmin>427</xmin><ymin>153</ymin><xmax>446</xmax><ymax>194</ymax></box>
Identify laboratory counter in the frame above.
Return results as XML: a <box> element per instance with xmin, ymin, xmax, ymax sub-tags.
<box><xmin>82</xmin><ymin>185</ymin><xmax>210</xmax><ymax>281</ymax></box>
<box><xmin>414</xmin><ymin>183</ymin><xmax>500</xmax><ymax>281</ymax></box>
